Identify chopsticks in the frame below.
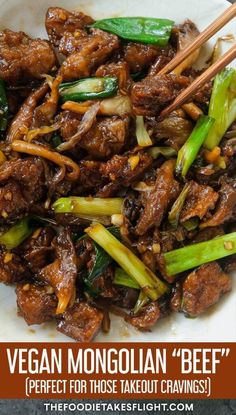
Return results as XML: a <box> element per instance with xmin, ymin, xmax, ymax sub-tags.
<box><xmin>159</xmin><ymin>44</ymin><xmax>236</xmax><ymax>119</ymax></box>
<box><xmin>159</xmin><ymin>1</ymin><xmax>236</xmax><ymax>75</ymax></box>
<box><xmin>158</xmin><ymin>2</ymin><xmax>236</xmax><ymax>119</ymax></box>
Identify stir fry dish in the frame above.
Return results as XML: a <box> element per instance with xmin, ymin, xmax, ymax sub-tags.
<box><xmin>0</xmin><ymin>7</ymin><xmax>236</xmax><ymax>342</ymax></box>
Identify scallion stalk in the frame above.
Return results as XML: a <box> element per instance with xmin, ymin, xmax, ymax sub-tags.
<box><xmin>163</xmin><ymin>232</ymin><xmax>236</xmax><ymax>276</ymax></box>
<box><xmin>85</xmin><ymin>223</ymin><xmax>169</xmax><ymax>301</ymax></box>
<box><xmin>176</xmin><ymin>115</ymin><xmax>215</xmax><ymax>177</ymax></box>
<box><xmin>52</xmin><ymin>197</ymin><xmax>123</xmax><ymax>216</ymax></box>
<box><xmin>204</xmin><ymin>68</ymin><xmax>236</xmax><ymax>150</ymax></box>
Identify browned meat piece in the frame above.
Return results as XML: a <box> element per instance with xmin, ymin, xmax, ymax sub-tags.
<box><xmin>169</xmin><ymin>282</ymin><xmax>182</xmax><ymax>312</ymax></box>
<box><xmin>58</xmin><ymin>111</ymin><xmax>129</xmax><ymax>158</ymax></box>
<box><xmin>131</xmin><ymin>74</ymin><xmax>190</xmax><ymax>116</ymax></box>
<box><xmin>136</xmin><ymin>232</ymin><xmax>161</xmax><ymax>271</ymax></box>
<box><xmin>182</xmin><ymin>262</ymin><xmax>232</xmax><ymax>317</ymax></box>
<box><xmin>123</xmin><ymin>42</ymin><xmax>175</xmax><ymax>73</ymax></box>
<box><xmin>75</xmin><ymin>236</ymin><xmax>94</xmax><ymax>272</ymax></box>
<box><xmin>96</xmin><ymin>182</ymin><xmax>120</xmax><ymax>198</ymax></box>
<box><xmin>113</xmin><ymin>287</ymin><xmax>139</xmax><ymax>309</ymax></box>
<box><xmin>140</xmin><ymin>250</ymin><xmax>158</xmax><ymax>273</ymax></box>
<box><xmin>58</xmin><ymin>31</ymin><xmax>87</xmax><ymax>56</ymax></box>
<box><xmin>49</xmin><ymin>178</ymin><xmax>73</xmax><ymax>199</ymax></box>
<box><xmin>137</xmin><ymin>227</ymin><xmax>187</xmax><ymax>278</ymax></box>
<box><xmin>147</xmin><ymin>111</ymin><xmax>193</xmax><ymax>151</ymax></box>
<box><xmin>76</xmin><ymin>240</ymin><xmax>118</xmax><ymax>299</ymax></box>
<box><xmin>136</xmin><ymin>160</ymin><xmax>180</xmax><ymax>236</ymax></box>
<box><xmin>100</xmin><ymin>152</ymin><xmax>153</xmax><ymax>186</ymax></box>
<box><xmin>222</xmin><ymin>137</ymin><xmax>236</xmax><ymax>158</ymax></box>
<box><xmin>201</xmin><ymin>184</ymin><xmax>236</xmax><ymax>228</ymax></box>
<box><xmin>47</xmin><ymin>156</ymin><xmax>105</xmax><ymax>198</ymax></box>
<box><xmin>56</xmin><ymin>102</ymin><xmax>100</xmax><ymax>153</ymax></box>
<box><xmin>193</xmin><ymin>81</ymin><xmax>212</xmax><ymax>107</ymax></box>
<box><xmin>125</xmin><ymin>301</ymin><xmax>160</xmax><ymax>329</ymax></box>
<box><xmin>31</xmin><ymin>75</ymin><xmax>62</xmax><ymax>128</ymax></box>
<box><xmin>0</xmin><ymin>251</ymin><xmax>28</xmax><ymax>284</ymax></box>
<box><xmin>45</xmin><ymin>7</ymin><xmax>94</xmax><ymax>47</ymax></box>
<box><xmin>57</xmin><ymin>301</ymin><xmax>103</xmax><ymax>342</ymax></box>
<box><xmin>73</xmin><ymin>160</ymin><xmax>105</xmax><ymax>195</ymax></box>
<box><xmin>180</xmin><ymin>181</ymin><xmax>219</xmax><ymax>223</ymax></box>
<box><xmin>78</xmin><ymin>116</ymin><xmax>129</xmax><ymax>159</ymax></box>
<box><xmin>0</xmin><ymin>158</ymin><xmax>45</xmax><ymax>204</ymax></box>
<box><xmin>17</xmin><ymin>227</ymin><xmax>55</xmax><ymax>273</ymax></box>
<box><xmin>95</xmin><ymin>61</ymin><xmax>132</xmax><ymax>92</ymax></box>
<box><xmin>16</xmin><ymin>284</ymin><xmax>57</xmax><ymax>325</ymax></box>
<box><xmin>0</xmin><ymin>158</ymin><xmax>45</xmax><ymax>223</ymax></box>
<box><xmin>60</xmin><ymin>29</ymin><xmax>119</xmax><ymax>80</ymax></box>
<box><xmin>194</xmin><ymin>166</ymin><xmax>221</xmax><ymax>187</ymax></box>
<box><xmin>7</xmin><ymin>83</ymin><xmax>49</xmax><ymax>143</ymax></box>
<box><xmin>156</xmin><ymin>253</ymin><xmax>173</xmax><ymax>282</ymax></box>
<box><xmin>148</xmin><ymin>55</ymin><xmax>173</xmax><ymax>76</ymax></box>
<box><xmin>38</xmin><ymin>228</ymin><xmax>77</xmax><ymax>315</ymax></box>
<box><xmin>0</xmin><ymin>29</ymin><xmax>56</xmax><ymax>85</ymax></box>
<box><xmin>160</xmin><ymin>229</ymin><xmax>180</xmax><ymax>252</ymax></box>
<box><xmin>181</xmin><ymin>69</ymin><xmax>212</xmax><ymax>108</ymax></box>
<box><xmin>0</xmin><ymin>182</ymin><xmax>28</xmax><ymax>223</ymax></box>
<box><xmin>136</xmin><ymin>227</ymin><xmax>187</xmax><ymax>282</ymax></box>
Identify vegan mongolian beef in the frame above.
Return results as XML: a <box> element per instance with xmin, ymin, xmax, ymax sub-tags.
<box><xmin>0</xmin><ymin>7</ymin><xmax>235</xmax><ymax>342</ymax></box>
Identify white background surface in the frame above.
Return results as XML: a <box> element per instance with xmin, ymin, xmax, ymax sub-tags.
<box><xmin>0</xmin><ymin>0</ymin><xmax>235</xmax><ymax>342</ymax></box>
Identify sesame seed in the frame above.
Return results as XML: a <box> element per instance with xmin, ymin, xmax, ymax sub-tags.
<box><xmin>3</xmin><ymin>252</ymin><xmax>13</xmax><ymax>264</ymax></box>
<box><xmin>1</xmin><ymin>210</ymin><xmax>8</xmax><ymax>218</ymax></box>
<box><xmin>152</xmin><ymin>243</ymin><xmax>161</xmax><ymax>254</ymax></box>
<box><xmin>224</xmin><ymin>241</ymin><xmax>234</xmax><ymax>251</ymax></box>
<box><xmin>23</xmin><ymin>284</ymin><xmax>30</xmax><ymax>292</ymax></box>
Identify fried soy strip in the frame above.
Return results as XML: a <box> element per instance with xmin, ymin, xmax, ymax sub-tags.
<box><xmin>204</xmin><ymin>68</ymin><xmax>236</xmax><ymax>150</ymax></box>
<box><xmin>11</xmin><ymin>140</ymin><xmax>80</xmax><ymax>180</ymax></box>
